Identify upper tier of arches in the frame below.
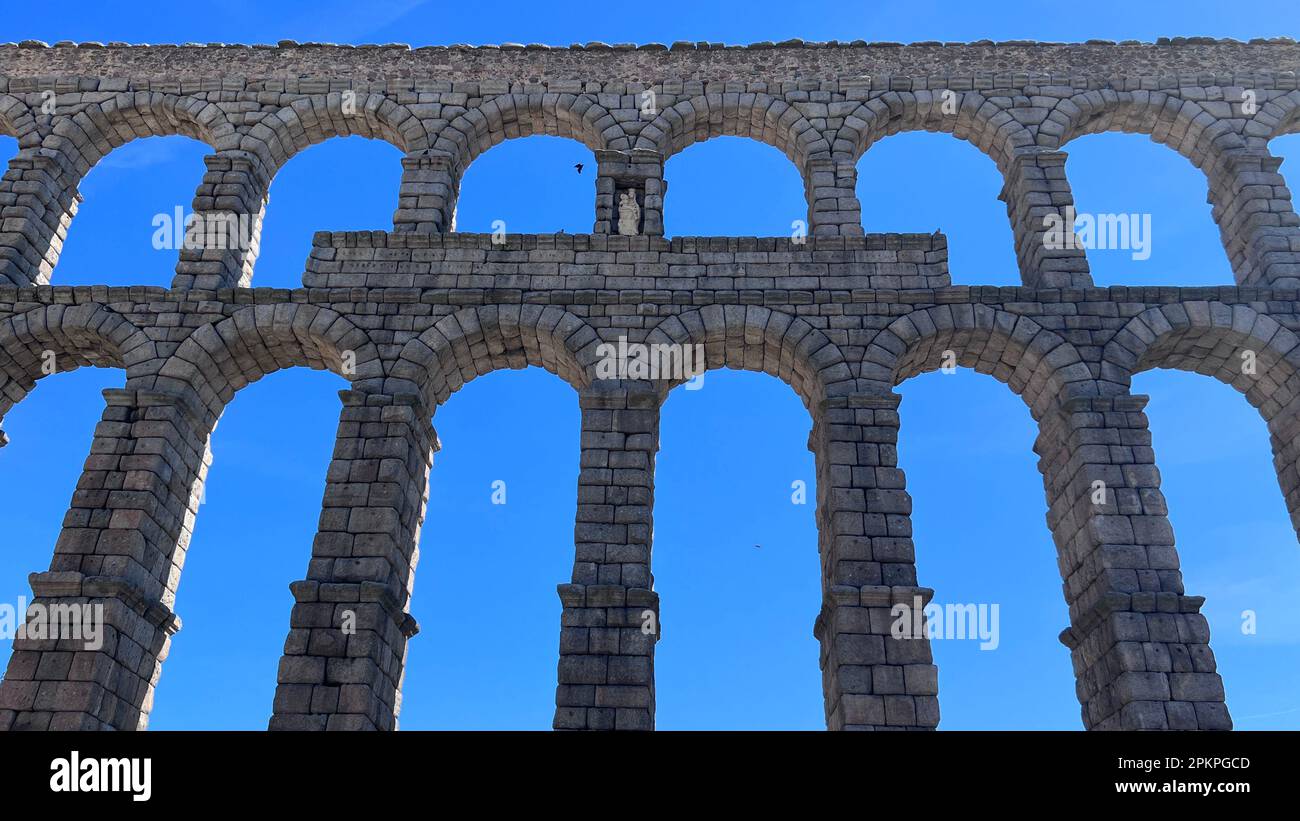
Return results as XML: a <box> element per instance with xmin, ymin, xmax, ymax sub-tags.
<box><xmin>0</xmin><ymin>80</ymin><xmax>1298</xmax><ymax>289</ymax></box>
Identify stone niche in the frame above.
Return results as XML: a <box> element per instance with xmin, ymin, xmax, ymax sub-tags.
<box><xmin>594</xmin><ymin>149</ymin><xmax>666</xmax><ymax>236</ymax></box>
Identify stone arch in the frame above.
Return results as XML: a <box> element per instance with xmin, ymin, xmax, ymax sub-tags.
<box><xmin>1101</xmin><ymin>302</ymin><xmax>1300</xmax><ymax>420</ymax></box>
<box><xmin>864</xmin><ymin>304</ymin><xmax>1096</xmax><ymax>418</ymax></box>
<box><xmin>394</xmin><ymin>305</ymin><xmax>599</xmax><ymax>408</ymax></box>
<box><xmin>638</xmin><ymin>94</ymin><xmax>853</xmax><ymax>236</ymax></box>
<box><xmin>1043</xmin><ymin>90</ymin><xmax>1243</xmax><ymax>170</ymax></box>
<box><xmin>838</xmin><ymin>91</ymin><xmax>1032</xmax><ymax>171</ymax></box>
<box><xmin>1</xmin><ymin>93</ymin><xmax>234</xmax><ymax>286</ymax></box>
<box><xmin>0</xmin><ymin>303</ymin><xmax>153</xmax><ymax>421</ymax></box>
<box><xmin>433</xmin><ymin>93</ymin><xmax>620</xmax><ymax>178</ymax></box>
<box><xmin>1042</xmin><ymin>90</ymin><xmax>1300</xmax><ymax>288</ymax></box>
<box><xmin>42</xmin><ymin>92</ymin><xmax>234</xmax><ymax>181</ymax></box>
<box><xmin>184</xmin><ymin>97</ymin><xmax>423</xmax><ymax>290</ymax></box>
<box><xmin>635</xmin><ymin>93</ymin><xmax>830</xmax><ymax>170</ymax></box>
<box><xmin>157</xmin><ymin>304</ymin><xmax>382</xmax><ymax>420</ymax></box>
<box><xmin>1102</xmin><ymin>300</ymin><xmax>1300</xmax><ymax>551</ymax></box>
<box><xmin>646</xmin><ymin>305</ymin><xmax>854</xmax><ymax>408</ymax></box>
<box><xmin>244</xmin><ymin>95</ymin><xmax>426</xmax><ymax>176</ymax></box>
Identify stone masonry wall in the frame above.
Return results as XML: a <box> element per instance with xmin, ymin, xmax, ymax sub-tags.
<box><xmin>2</xmin><ymin>37</ymin><xmax>1300</xmax><ymax>730</ymax></box>
<box><xmin>302</xmin><ymin>232</ymin><xmax>950</xmax><ymax>290</ymax></box>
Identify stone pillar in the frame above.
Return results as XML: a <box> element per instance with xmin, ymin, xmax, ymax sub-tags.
<box><xmin>554</xmin><ymin>380</ymin><xmax>660</xmax><ymax>731</ymax></box>
<box><xmin>269</xmin><ymin>390</ymin><xmax>434</xmax><ymax>731</ymax></box>
<box><xmin>1001</xmin><ymin>150</ymin><xmax>1093</xmax><ymax>289</ymax></box>
<box><xmin>1037</xmin><ymin>394</ymin><xmax>1230</xmax><ymax>730</ymax></box>
<box><xmin>172</xmin><ymin>151</ymin><xmax>271</xmax><ymax>290</ymax></box>
<box><xmin>0</xmin><ymin>387</ymin><xmax>213</xmax><ymax>730</ymax></box>
<box><xmin>593</xmin><ymin>149</ymin><xmax>664</xmax><ymax>236</ymax></box>
<box><xmin>393</xmin><ymin>151</ymin><xmax>459</xmax><ymax>234</ymax></box>
<box><xmin>810</xmin><ymin>393</ymin><xmax>940</xmax><ymax>730</ymax></box>
<box><xmin>807</xmin><ymin>157</ymin><xmax>864</xmax><ymax>238</ymax></box>
<box><xmin>1207</xmin><ymin>151</ymin><xmax>1300</xmax><ymax>288</ymax></box>
<box><xmin>0</xmin><ymin>149</ymin><xmax>81</xmax><ymax>286</ymax></box>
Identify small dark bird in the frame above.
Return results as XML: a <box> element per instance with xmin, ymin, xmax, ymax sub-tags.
<box><xmin>574</xmin><ymin>163</ymin><xmax>584</xmax><ymax>174</ymax></box>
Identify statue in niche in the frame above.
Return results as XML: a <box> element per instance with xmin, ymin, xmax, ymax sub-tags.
<box><xmin>617</xmin><ymin>190</ymin><xmax>641</xmax><ymax>236</ymax></box>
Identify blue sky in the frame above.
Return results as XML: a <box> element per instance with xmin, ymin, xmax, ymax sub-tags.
<box><xmin>1</xmin><ymin>1</ymin><xmax>1299</xmax><ymax>730</ymax></box>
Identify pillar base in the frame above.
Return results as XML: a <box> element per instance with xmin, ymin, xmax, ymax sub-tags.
<box><xmin>0</xmin><ymin>571</ymin><xmax>181</xmax><ymax>731</ymax></box>
<box><xmin>553</xmin><ymin>583</ymin><xmax>658</xmax><ymax>731</ymax></box>
<box><xmin>816</xmin><ymin>584</ymin><xmax>940</xmax><ymax>730</ymax></box>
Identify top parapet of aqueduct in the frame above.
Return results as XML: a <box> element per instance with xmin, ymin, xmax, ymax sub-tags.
<box><xmin>0</xmin><ymin>37</ymin><xmax>1298</xmax><ymax>83</ymax></box>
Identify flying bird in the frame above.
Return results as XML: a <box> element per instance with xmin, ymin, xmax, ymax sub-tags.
<box><xmin>574</xmin><ymin>163</ymin><xmax>584</xmax><ymax>174</ymax></box>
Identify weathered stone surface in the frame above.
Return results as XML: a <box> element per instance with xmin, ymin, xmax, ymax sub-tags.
<box><xmin>4</xmin><ymin>37</ymin><xmax>1294</xmax><ymax>731</ymax></box>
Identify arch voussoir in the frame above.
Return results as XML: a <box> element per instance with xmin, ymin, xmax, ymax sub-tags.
<box><xmin>396</xmin><ymin>305</ymin><xmax>595</xmax><ymax>409</ymax></box>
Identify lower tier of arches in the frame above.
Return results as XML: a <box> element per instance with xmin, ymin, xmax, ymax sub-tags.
<box><xmin>4</xmin><ymin>284</ymin><xmax>1300</xmax><ymax>729</ymax></box>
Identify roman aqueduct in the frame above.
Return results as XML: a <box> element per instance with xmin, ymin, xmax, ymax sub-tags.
<box><xmin>1</xmin><ymin>37</ymin><xmax>1299</xmax><ymax>730</ymax></box>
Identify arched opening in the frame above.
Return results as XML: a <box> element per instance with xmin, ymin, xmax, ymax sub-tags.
<box><xmin>1133</xmin><ymin>370</ymin><xmax>1300</xmax><ymax>729</ymax></box>
<box><xmin>662</xmin><ymin>137</ymin><xmax>806</xmax><ymax>237</ymax></box>
<box><xmin>1065</xmin><ymin>133</ymin><xmax>1229</xmax><ymax>286</ymax></box>
<box><xmin>856</xmin><ymin>132</ymin><xmax>1017</xmax><ymax>285</ymax></box>
<box><xmin>1268</xmin><ymin>133</ymin><xmax>1300</xmax><ymax>244</ymax></box>
<box><xmin>455</xmin><ymin>136</ymin><xmax>594</xmax><ymax>235</ymax></box>
<box><xmin>652</xmin><ymin>369</ymin><xmax>822</xmax><ymax>729</ymax></box>
<box><xmin>399</xmin><ymin>367</ymin><xmax>578</xmax><ymax>729</ymax></box>
<box><xmin>256</xmin><ymin>136</ymin><xmax>404</xmax><ymax>289</ymax></box>
<box><xmin>53</xmin><ymin>136</ymin><xmax>210</xmax><ymax>287</ymax></box>
<box><xmin>145</xmin><ymin>367</ymin><xmax>346</xmax><ymax>729</ymax></box>
<box><xmin>866</xmin><ymin>306</ymin><xmax>1095</xmax><ymax>728</ymax></box>
<box><xmin>894</xmin><ymin>368</ymin><xmax>1077</xmax><ymax>728</ymax></box>
<box><xmin>0</xmin><ymin>367</ymin><xmax>123</xmax><ymax>677</ymax></box>
<box><xmin>1103</xmin><ymin>301</ymin><xmax>1300</xmax><ymax>728</ymax></box>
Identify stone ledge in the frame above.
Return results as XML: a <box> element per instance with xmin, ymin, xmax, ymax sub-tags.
<box><xmin>311</xmin><ymin>230</ymin><xmax>944</xmax><ymax>252</ymax></box>
<box><xmin>820</xmin><ymin>393</ymin><xmax>903</xmax><ymax>411</ymax></box>
<box><xmin>1059</xmin><ymin>590</ymin><xmax>1206</xmax><ymax>649</ymax></box>
<box><xmin>102</xmin><ymin>387</ymin><xmax>210</xmax><ymax>435</ymax></box>
<box><xmin>557</xmin><ymin>583</ymin><xmax>659</xmax><ymax>610</ymax></box>
<box><xmin>288</xmin><ymin>579</ymin><xmax>420</xmax><ymax>638</ymax></box>
<box><xmin>578</xmin><ymin>381</ymin><xmax>661</xmax><ymax>411</ymax></box>
<box><xmin>1059</xmin><ymin>394</ymin><xmax>1151</xmax><ymax>413</ymax></box>
<box><xmin>813</xmin><ymin>584</ymin><xmax>936</xmax><ymax>640</ymax></box>
<box><xmin>27</xmin><ymin>571</ymin><xmax>180</xmax><ymax>635</ymax></box>
<box><xmin>5</xmin><ymin>283</ymin><xmax>1299</xmax><ymax>309</ymax></box>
